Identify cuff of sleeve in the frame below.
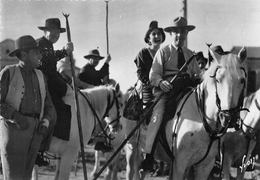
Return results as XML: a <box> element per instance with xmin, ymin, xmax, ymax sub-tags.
<box><xmin>42</xmin><ymin>119</ymin><xmax>50</xmax><ymax>128</ymax></box>
<box><xmin>157</xmin><ymin>80</ymin><xmax>163</xmax><ymax>87</ymax></box>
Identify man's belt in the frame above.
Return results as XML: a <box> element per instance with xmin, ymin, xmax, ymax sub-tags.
<box><xmin>163</xmin><ymin>73</ymin><xmax>190</xmax><ymax>79</ymax></box>
<box><xmin>22</xmin><ymin>113</ymin><xmax>40</xmax><ymax>119</ymax></box>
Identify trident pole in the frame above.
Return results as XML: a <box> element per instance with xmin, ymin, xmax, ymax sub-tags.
<box><xmin>105</xmin><ymin>0</ymin><xmax>110</xmax><ymax>81</ymax></box>
<box><xmin>62</xmin><ymin>13</ymin><xmax>88</xmax><ymax>180</ymax></box>
<box><xmin>93</xmin><ymin>53</ymin><xmax>197</xmax><ymax>180</ymax></box>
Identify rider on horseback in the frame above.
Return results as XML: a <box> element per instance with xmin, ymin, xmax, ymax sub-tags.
<box><xmin>141</xmin><ymin>17</ymin><xmax>201</xmax><ymax>172</ymax></box>
<box><xmin>78</xmin><ymin>49</ymin><xmax>114</xmax><ymax>152</ymax></box>
<box><xmin>36</xmin><ymin>18</ymin><xmax>74</xmax><ymax>166</ymax></box>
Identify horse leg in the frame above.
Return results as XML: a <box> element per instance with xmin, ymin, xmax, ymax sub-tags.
<box><xmin>111</xmin><ymin>152</ymin><xmax>121</xmax><ymax>180</ymax></box>
<box><xmin>125</xmin><ymin>142</ymin><xmax>140</xmax><ymax>180</ymax></box>
<box><xmin>57</xmin><ymin>149</ymin><xmax>79</xmax><ymax>180</ymax></box>
<box><xmin>91</xmin><ymin>150</ymin><xmax>100</xmax><ymax>178</ymax></box>
<box><xmin>171</xmin><ymin>161</ymin><xmax>186</xmax><ymax>180</ymax></box>
<box><xmin>55</xmin><ymin>154</ymin><xmax>61</xmax><ymax>180</ymax></box>
<box><xmin>222</xmin><ymin>155</ymin><xmax>233</xmax><ymax>180</ymax></box>
<box><xmin>193</xmin><ymin>158</ymin><xmax>215</xmax><ymax>180</ymax></box>
<box><xmin>31</xmin><ymin>165</ymin><xmax>38</xmax><ymax>180</ymax></box>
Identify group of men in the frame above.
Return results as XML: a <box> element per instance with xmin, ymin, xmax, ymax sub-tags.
<box><xmin>0</xmin><ymin>15</ymin><xmax>227</xmax><ymax>179</ymax></box>
<box><xmin>0</xmin><ymin>18</ymin><xmax>111</xmax><ymax>179</ymax></box>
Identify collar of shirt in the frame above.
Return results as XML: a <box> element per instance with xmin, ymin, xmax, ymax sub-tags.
<box><xmin>19</xmin><ymin>62</ymin><xmax>35</xmax><ymax>74</ymax></box>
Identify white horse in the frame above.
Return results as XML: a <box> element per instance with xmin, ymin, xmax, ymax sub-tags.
<box><xmin>90</xmin><ymin>88</ymin><xmax>127</xmax><ymax>180</ymax></box>
<box><xmin>125</xmin><ymin>47</ymin><xmax>247</xmax><ymax>180</ymax></box>
<box><xmin>33</xmin><ymin>84</ymin><xmax>122</xmax><ymax>180</ymax></box>
<box><xmin>222</xmin><ymin>87</ymin><xmax>260</xmax><ymax>180</ymax></box>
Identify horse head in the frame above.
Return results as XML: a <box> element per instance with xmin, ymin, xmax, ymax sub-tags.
<box><xmin>202</xmin><ymin>47</ymin><xmax>247</xmax><ymax>130</ymax></box>
<box><xmin>104</xmin><ymin>84</ymin><xmax>123</xmax><ymax>134</ymax></box>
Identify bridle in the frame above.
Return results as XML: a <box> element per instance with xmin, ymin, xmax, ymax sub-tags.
<box><xmin>103</xmin><ymin>89</ymin><xmax>121</xmax><ymax>129</ymax></box>
<box><xmin>79</xmin><ymin>88</ymin><xmax>121</xmax><ymax>140</ymax></box>
<box><xmin>212</xmin><ymin>67</ymin><xmax>248</xmax><ymax>132</ymax></box>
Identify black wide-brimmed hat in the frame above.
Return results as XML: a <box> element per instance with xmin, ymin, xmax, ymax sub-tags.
<box><xmin>211</xmin><ymin>45</ymin><xmax>230</xmax><ymax>55</ymax></box>
<box><xmin>9</xmin><ymin>35</ymin><xmax>42</xmax><ymax>57</ymax></box>
<box><xmin>164</xmin><ymin>16</ymin><xmax>195</xmax><ymax>33</ymax></box>
<box><xmin>144</xmin><ymin>21</ymin><xmax>165</xmax><ymax>44</ymax></box>
<box><xmin>84</xmin><ymin>49</ymin><xmax>104</xmax><ymax>60</ymax></box>
<box><xmin>38</xmin><ymin>18</ymin><xmax>66</xmax><ymax>33</ymax></box>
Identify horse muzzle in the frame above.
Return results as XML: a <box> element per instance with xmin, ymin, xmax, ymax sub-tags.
<box><xmin>218</xmin><ymin>109</ymin><xmax>241</xmax><ymax>130</ymax></box>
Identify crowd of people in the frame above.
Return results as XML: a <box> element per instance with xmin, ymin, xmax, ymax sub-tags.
<box><xmin>0</xmin><ymin>15</ymin><xmax>225</xmax><ymax>179</ymax></box>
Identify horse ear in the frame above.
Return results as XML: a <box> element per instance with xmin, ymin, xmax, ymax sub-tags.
<box><xmin>208</xmin><ymin>47</ymin><xmax>221</xmax><ymax>63</ymax></box>
<box><xmin>115</xmin><ymin>83</ymin><xmax>120</xmax><ymax>93</ymax></box>
<box><xmin>238</xmin><ymin>46</ymin><xmax>247</xmax><ymax>63</ymax></box>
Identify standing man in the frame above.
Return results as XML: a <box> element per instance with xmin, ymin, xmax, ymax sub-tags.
<box><xmin>36</xmin><ymin>18</ymin><xmax>74</xmax><ymax>161</ymax></box>
<box><xmin>0</xmin><ymin>35</ymin><xmax>56</xmax><ymax>179</ymax></box>
<box><xmin>141</xmin><ymin>17</ymin><xmax>201</xmax><ymax>172</ymax></box>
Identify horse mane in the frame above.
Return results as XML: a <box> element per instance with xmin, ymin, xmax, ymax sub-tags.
<box><xmin>201</xmin><ymin>53</ymin><xmax>243</xmax><ymax>87</ymax></box>
<box><xmin>80</xmin><ymin>85</ymin><xmax>113</xmax><ymax>109</ymax></box>
<box><xmin>244</xmin><ymin>88</ymin><xmax>260</xmax><ymax>108</ymax></box>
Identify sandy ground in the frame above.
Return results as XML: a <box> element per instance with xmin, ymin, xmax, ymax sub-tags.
<box><xmin>0</xmin><ymin>145</ymin><xmax>260</xmax><ymax>180</ymax></box>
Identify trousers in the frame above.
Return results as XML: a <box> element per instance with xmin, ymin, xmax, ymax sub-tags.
<box><xmin>0</xmin><ymin>117</ymin><xmax>42</xmax><ymax>180</ymax></box>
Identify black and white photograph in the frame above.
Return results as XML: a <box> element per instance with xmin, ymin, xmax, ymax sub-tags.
<box><xmin>1</xmin><ymin>0</ymin><xmax>260</xmax><ymax>179</ymax></box>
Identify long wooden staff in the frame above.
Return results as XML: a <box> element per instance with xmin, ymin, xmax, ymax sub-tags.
<box><xmin>93</xmin><ymin>53</ymin><xmax>197</xmax><ymax>180</ymax></box>
<box><xmin>105</xmin><ymin>0</ymin><xmax>110</xmax><ymax>81</ymax></box>
<box><xmin>62</xmin><ymin>13</ymin><xmax>88</xmax><ymax>180</ymax></box>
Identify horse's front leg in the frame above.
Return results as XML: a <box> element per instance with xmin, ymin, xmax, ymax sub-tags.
<box><xmin>31</xmin><ymin>165</ymin><xmax>38</xmax><ymax>180</ymax></box>
<box><xmin>222</xmin><ymin>155</ymin><xmax>233</xmax><ymax>180</ymax></box>
<box><xmin>91</xmin><ymin>150</ymin><xmax>100</xmax><ymax>178</ymax></box>
<box><xmin>58</xmin><ymin>149</ymin><xmax>79</xmax><ymax>180</ymax></box>
<box><xmin>193</xmin><ymin>158</ymin><xmax>215</xmax><ymax>180</ymax></box>
<box><xmin>55</xmin><ymin>154</ymin><xmax>61</xmax><ymax>180</ymax></box>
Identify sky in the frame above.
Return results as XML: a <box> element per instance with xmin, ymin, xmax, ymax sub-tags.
<box><xmin>1</xmin><ymin>0</ymin><xmax>260</xmax><ymax>93</ymax></box>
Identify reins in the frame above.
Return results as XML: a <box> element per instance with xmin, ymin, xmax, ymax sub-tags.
<box><xmin>78</xmin><ymin>88</ymin><xmax>120</xmax><ymax>140</ymax></box>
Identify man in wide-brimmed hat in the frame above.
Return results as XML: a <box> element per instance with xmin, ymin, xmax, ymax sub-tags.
<box><xmin>0</xmin><ymin>35</ymin><xmax>55</xmax><ymax>179</ymax></box>
<box><xmin>78</xmin><ymin>49</ymin><xmax>111</xmax><ymax>86</ymax></box>
<box><xmin>36</xmin><ymin>18</ymin><xmax>74</xmax><ymax>165</ymax></box>
<box><xmin>208</xmin><ymin>45</ymin><xmax>230</xmax><ymax>63</ymax></box>
<box><xmin>141</xmin><ymin>17</ymin><xmax>201</xmax><ymax>172</ymax></box>
<box><xmin>78</xmin><ymin>49</ymin><xmax>113</xmax><ymax>152</ymax></box>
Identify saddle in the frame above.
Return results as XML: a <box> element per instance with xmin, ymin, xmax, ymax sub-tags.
<box><xmin>155</xmin><ymin>86</ymin><xmax>194</xmax><ymax>160</ymax></box>
<box><xmin>49</xmin><ymin>76</ymin><xmax>72</xmax><ymax>141</ymax></box>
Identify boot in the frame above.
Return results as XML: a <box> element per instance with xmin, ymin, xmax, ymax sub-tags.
<box><xmin>140</xmin><ymin>153</ymin><xmax>155</xmax><ymax>172</ymax></box>
<box><xmin>35</xmin><ymin>152</ymin><xmax>49</xmax><ymax>167</ymax></box>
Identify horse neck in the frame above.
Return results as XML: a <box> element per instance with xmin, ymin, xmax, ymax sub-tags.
<box><xmin>200</xmin><ymin>82</ymin><xmax>219</xmax><ymax>121</ymax></box>
<box><xmin>242</xmin><ymin>95</ymin><xmax>260</xmax><ymax>133</ymax></box>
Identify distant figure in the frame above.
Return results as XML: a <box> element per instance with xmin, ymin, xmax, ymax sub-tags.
<box><xmin>0</xmin><ymin>35</ymin><xmax>55</xmax><ymax>179</ymax></box>
<box><xmin>78</xmin><ymin>49</ymin><xmax>111</xmax><ymax>86</ymax></box>
<box><xmin>208</xmin><ymin>45</ymin><xmax>230</xmax><ymax>63</ymax></box>
<box><xmin>196</xmin><ymin>51</ymin><xmax>208</xmax><ymax>71</ymax></box>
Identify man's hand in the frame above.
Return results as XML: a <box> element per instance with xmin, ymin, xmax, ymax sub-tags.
<box><xmin>105</xmin><ymin>54</ymin><xmax>111</xmax><ymax>64</ymax></box>
<box><xmin>159</xmin><ymin>80</ymin><xmax>173</xmax><ymax>92</ymax></box>
<box><xmin>12</xmin><ymin>111</ymin><xmax>29</xmax><ymax>130</ymax></box>
<box><xmin>0</xmin><ymin>103</ymin><xmax>16</xmax><ymax>119</ymax></box>
<box><xmin>65</xmin><ymin>42</ymin><xmax>74</xmax><ymax>54</ymax></box>
<box><xmin>37</xmin><ymin>118</ymin><xmax>49</xmax><ymax>135</ymax></box>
